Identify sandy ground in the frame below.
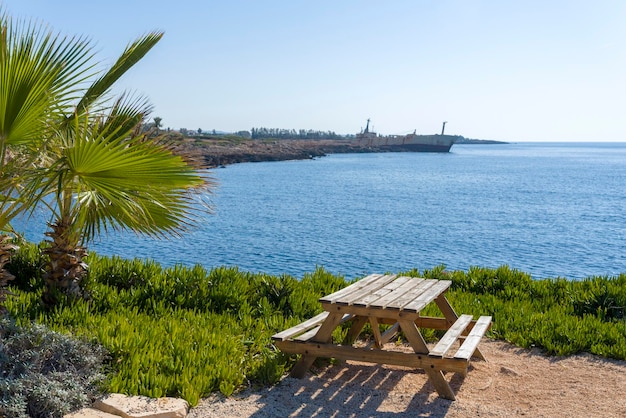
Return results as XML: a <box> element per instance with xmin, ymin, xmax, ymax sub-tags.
<box><xmin>187</xmin><ymin>338</ymin><xmax>626</xmax><ymax>417</ymax></box>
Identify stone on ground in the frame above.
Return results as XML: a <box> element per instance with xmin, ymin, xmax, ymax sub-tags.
<box><xmin>64</xmin><ymin>407</ymin><xmax>120</xmax><ymax>418</ymax></box>
<box><xmin>91</xmin><ymin>394</ymin><xmax>188</xmax><ymax>418</ymax></box>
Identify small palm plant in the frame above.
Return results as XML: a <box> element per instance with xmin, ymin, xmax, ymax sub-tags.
<box><xmin>29</xmin><ymin>97</ymin><xmax>210</xmax><ymax>306</ymax></box>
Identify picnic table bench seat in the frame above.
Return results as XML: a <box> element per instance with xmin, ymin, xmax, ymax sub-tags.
<box><xmin>272</xmin><ymin>311</ymin><xmax>354</xmax><ymax>343</ymax></box>
<box><xmin>429</xmin><ymin>314</ymin><xmax>492</xmax><ymax>360</ymax></box>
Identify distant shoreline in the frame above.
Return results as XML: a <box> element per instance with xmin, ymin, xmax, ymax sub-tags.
<box><xmin>176</xmin><ymin>137</ymin><xmax>507</xmax><ymax>168</ymax></box>
<box><xmin>454</xmin><ymin>138</ymin><xmax>508</xmax><ymax>144</ymax></box>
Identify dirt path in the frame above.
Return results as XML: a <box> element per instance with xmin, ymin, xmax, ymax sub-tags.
<box><xmin>188</xmin><ymin>338</ymin><xmax>626</xmax><ymax>417</ymax></box>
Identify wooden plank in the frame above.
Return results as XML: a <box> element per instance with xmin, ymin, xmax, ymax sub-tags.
<box><xmin>434</xmin><ymin>294</ymin><xmax>489</xmax><ymax>360</ymax></box>
<box><xmin>345</xmin><ymin>316</ymin><xmax>368</xmax><ymax>344</ymax></box>
<box><xmin>379</xmin><ymin>322</ymin><xmax>400</xmax><ymax>345</ymax></box>
<box><xmin>352</xmin><ymin>276</ymin><xmax>413</xmax><ymax>307</ymax></box>
<box><xmin>399</xmin><ymin>319</ymin><xmax>456</xmax><ymax>400</ymax></box>
<box><xmin>275</xmin><ymin>340</ymin><xmax>470</xmax><ymax>375</ymax></box>
<box><xmin>435</xmin><ymin>294</ymin><xmax>459</xmax><ymax>328</ymax></box>
<box><xmin>377</xmin><ymin>278</ymin><xmax>437</xmax><ymax>310</ymax></box>
<box><xmin>367</xmin><ymin>277</ymin><xmax>427</xmax><ymax>309</ymax></box>
<box><xmin>426</xmin><ymin>366</ymin><xmax>456</xmax><ymax>399</ymax></box>
<box><xmin>454</xmin><ymin>316</ymin><xmax>492</xmax><ymax>360</ymax></box>
<box><xmin>290</xmin><ymin>312</ymin><xmax>344</xmax><ymax>378</ymax></box>
<box><xmin>295</xmin><ymin>326</ymin><xmax>320</xmax><ymax>342</ymax></box>
<box><xmin>402</xmin><ymin>280</ymin><xmax>452</xmax><ymax>312</ymax></box>
<box><xmin>348</xmin><ymin>279</ymin><xmax>400</xmax><ymax>307</ymax></box>
<box><xmin>332</xmin><ymin>274</ymin><xmax>398</xmax><ymax>306</ymax></box>
<box><xmin>398</xmin><ymin>319</ymin><xmax>429</xmax><ymax>354</ymax></box>
<box><xmin>378</xmin><ymin>316</ymin><xmax>453</xmax><ymax>329</ymax></box>
<box><xmin>414</xmin><ymin>316</ymin><xmax>450</xmax><ymax>330</ymax></box>
<box><xmin>320</xmin><ymin>302</ymin><xmax>421</xmax><ymax>321</ymax></box>
<box><xmin>292</xmin><ymin>314</ymin><xmax>354</xmax><ymax>342</ymax></box>
<box><xmin>272</xmin><ymin>312</ymin><xmax>329</xmax><ymax>341</ymax></box>
<box><xmin>429</xmin><ymin>314</ymin><xmax>473</xmax><ymax>357</ymax></box>
<box><xmin>369</xmin><ymin>317</ymin><xmax>383</xmax><ymax>348</ymax></box>
<box><xmin>319</xmin><ymin>274</ymin><xmax>385</xmax><ymax>304</ymax></box>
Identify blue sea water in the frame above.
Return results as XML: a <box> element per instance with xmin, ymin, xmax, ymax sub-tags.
<box><xmin>13</xmin><ymin>142</ymin><xmax>626</xmax><ymax>280</ymax></box>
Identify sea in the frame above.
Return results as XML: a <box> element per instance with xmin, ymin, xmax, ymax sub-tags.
<box><xmin>13</xmin><ymin>142</ymin><xmax>626</xmax><ymax>281</ymax></box>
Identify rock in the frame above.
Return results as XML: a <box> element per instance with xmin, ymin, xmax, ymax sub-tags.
<box><xmin>64</xmin><ymin>407</ymin><xmax>120</xmax><ymax>418</ymax></box>
<box><xmin>92</xmin><ymin>394</ymin><xmax>189</xmax><ymax>418</ymax></box>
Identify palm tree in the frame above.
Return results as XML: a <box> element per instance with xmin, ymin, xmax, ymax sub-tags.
<box><xmin>0</xmin><ymin>11</ymin><xmax>94</xmax><ymax>312</ymax></box>
<box><xmin>153</xmin><ymin>116</ymin><xmax>162</xmax><ymax>135</ymax></box>
<box><xmin>30</xmin><ymin>98</ymin><xmax>209</xmax><ymax>306</ymax></box>
<box><xmin>0</xmin><ymin>9</ymin><xmax>208</xmax><ymax>309</ymax></box>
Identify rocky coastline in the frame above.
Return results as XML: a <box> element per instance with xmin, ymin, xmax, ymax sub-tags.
<box><xmin>177</xmin><ymin>137</ymin><xmax>504</xmax><ymax>169</ymax></box>
<box><xmin>194</xmin><ymin>139</ymin><xmax>362</xmax><ymax>168</ymax></box>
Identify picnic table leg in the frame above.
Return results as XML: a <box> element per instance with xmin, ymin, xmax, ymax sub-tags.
<box><xmin>398</xmin><ymin>319</ymin><xmax>457</xmax><ymax>401</ymax></box>
<box><xmin>435</xmin><ymin>294</ymin><xmax>486</xmax><ymax>361</ymax></box>
<box><xmin>290</xmin><ymin>312</ymin><xmax>344</xmax><ymax>378</ymax></box>
<box><xmin>369</xmin><ymin>317</ymin><xmax>384</xmax><ymax>348</ymax></box>
<box><xmin>344</xmin><ymin>315</ymin><xmax>368</xmax><ymax>344</ymax></box>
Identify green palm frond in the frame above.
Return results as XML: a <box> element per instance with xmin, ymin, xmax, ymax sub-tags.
<box><xmin>36</xmin><ymin>109</ymin><xmax>208</xmax><ymax>243</ymax></box>
<box><xmin>0</xmin><ymin>13</ymin><xmax>94</xmax><ymax>148</ymax></box>
<box><xmin>97</xmin><ymin>93</ymin><xmax>153</xmax><ymax>139</ymax></box>
<box><xmin>66</xmin><ymin>109</ymin><xmax>201</xmax><ymax>189</ymax></box>
<box><xmin>0</xmin><ymin>11</ymin><xmax>96</xmax><ymax>232</ymax></box>
<box><xmin>76</xmin><ymin>187</ymin><xmax>196</xmax><ymax>241</ymax></box>
<box><xmin>72</xmin><ymin>31</ymin><xmax>163</xmax><ymax>119</ymax></box>
<box><xmin>0</xmin><ymin>182</ymin><xmax>26</xmax><ymax>233</ymax></box>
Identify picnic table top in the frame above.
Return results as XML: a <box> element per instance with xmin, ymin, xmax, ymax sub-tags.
<box><xmin>319</xmin><ymin>274</ymin><xmax>451</xmax><ymax>314</ymax></box>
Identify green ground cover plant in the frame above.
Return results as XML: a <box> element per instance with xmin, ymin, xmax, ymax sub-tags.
<box><xmin>3</xmin><ymin>241</ymin><xmax>626</xmax><ymax>413</ymax></box>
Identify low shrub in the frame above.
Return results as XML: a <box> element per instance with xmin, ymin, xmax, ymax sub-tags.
<box><xmin>0</xmin><ymin>318</ymin><xmax>106</xmax><ymax>418</ymax></box>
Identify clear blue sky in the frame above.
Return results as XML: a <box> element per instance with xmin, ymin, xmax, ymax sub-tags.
<box><xmin>5</xmin><ymin>0</ymin><xmax>626</xmax><ymax>141</ymax></box>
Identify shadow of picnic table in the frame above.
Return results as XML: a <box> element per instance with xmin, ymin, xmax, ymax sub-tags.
<box><xmin>249</xmin><ymin>361</ymin><xmax>461</xmax><ymax>417</ymax></box>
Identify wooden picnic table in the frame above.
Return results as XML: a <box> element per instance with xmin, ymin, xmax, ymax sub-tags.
<box><xmin>272</xmin><ymin>274</ymin><xmax>491</xmax><ymax>400</ymax></box>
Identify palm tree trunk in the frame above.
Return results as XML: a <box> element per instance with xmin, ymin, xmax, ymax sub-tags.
<box><xmin>0</xmin><ymin>235</ymin><xmax>17</xmax><ymax>316</ymax></box>
<box><xmin>42</xmin><ymin>218</ymin><xmax>89</xmax><ymax>307</ymax></box>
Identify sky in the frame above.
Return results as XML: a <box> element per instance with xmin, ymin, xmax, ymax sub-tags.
<box><xmin>4</xmin><ymin>0</ymin><xmax>626</xmax><ymax>141</ymax></box>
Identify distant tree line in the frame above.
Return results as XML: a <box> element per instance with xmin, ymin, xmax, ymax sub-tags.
<box><xmin>139</xmin><ymin>123</ymin><xmax>345</xmax><ymax>140</ymax></box>
<box><xmin>250</xmin><ymin>127</ymin><xmax>344</xmax><ymax>140</ymax></box>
